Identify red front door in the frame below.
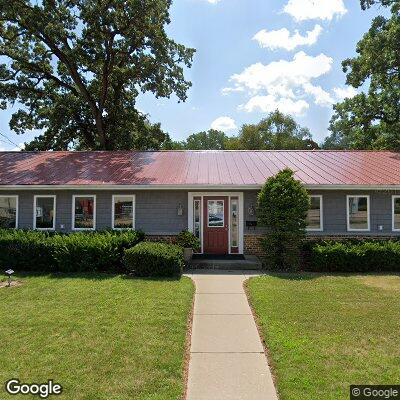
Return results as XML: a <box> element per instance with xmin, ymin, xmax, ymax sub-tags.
<box><xmin>203</xmin><ymin>196</ymin><xmax>229</xmax><ymax>254</ymax></box>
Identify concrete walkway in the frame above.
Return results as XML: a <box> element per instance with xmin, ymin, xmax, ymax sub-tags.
<box><xmin>185</xmin><ymin>270</ymin><xmax>278</xmax><ymax>400</ymax></box>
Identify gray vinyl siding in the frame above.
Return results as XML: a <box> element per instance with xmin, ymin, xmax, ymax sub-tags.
<box><xmin>135</xmin><ymin>191</ymin><xmax>187</xmax><ymax>234</ymax></box>
<box><xmin>0</xmin><ymin>190</ymin><xmax>188</xmax><ymax>234</ymax></box>
<box><xmin>310</xmin><ymin>190</ymin><xmax>398</xmax><ymax>236</ymax></box>
<box><xmin>243</xmin><ymin>190</ymin><xmax>400</xmax><ymax>237</ymax></box>
<box><xmin>1</xmin><ymin>188</ymin><xmax>400</xmax><ymax>236</ymax></box>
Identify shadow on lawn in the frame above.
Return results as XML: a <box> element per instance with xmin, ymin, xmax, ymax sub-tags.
<box><xmin>9</xmin><ymin>271</ymin><xmax>182</xmax><ymax>282</ymax></box>
<box><xmin>262</xmin><ymin>271</ymin><xmax>400</xmax><ymax>281</ymax></box>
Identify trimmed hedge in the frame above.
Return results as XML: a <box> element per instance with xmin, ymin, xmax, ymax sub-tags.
<box><xmin>123</xmin><ymin>242</ymin><xmax>184</xmax><ymax>277</ymax></box>
<box><xmin>307</xmin><ymin>240</ymin><xmax>400</xmax><ymax>272</ymax></box>
<box><xmin>0</xmin><ymin>229</ymin><xmax>144</xmax><ymax>273</ymax></box>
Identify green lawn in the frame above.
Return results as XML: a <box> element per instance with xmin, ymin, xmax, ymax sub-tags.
<box><xmin>0</xmin><ymin>274</ymin><xmax>194</xmax><ymax>400</ymax></box>
<box><xmin>246</xmin><ymin>274</ymin><xmax>400</xmax><ymax>400</ymax></box>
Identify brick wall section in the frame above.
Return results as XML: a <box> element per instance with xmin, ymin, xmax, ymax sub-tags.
<box><xmin>244</xmin><ymin>235</ymin><xmax>264</xmax><ymax>257</ymax></box>
<box><xmin>145</xmin><ymin>235</ymin><xmax>178</xmax><ymax>244</ymax></box>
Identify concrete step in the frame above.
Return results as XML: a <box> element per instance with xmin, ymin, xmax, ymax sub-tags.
<box><xmin>188</xmin><ymin>255</ymin><xmax>262</xmax><ymax>270</ymax></box>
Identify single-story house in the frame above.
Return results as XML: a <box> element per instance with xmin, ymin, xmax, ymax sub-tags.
<box><xmin>1</xmin><ymin>150</ymin><xmax>400</xmax><ymax>256</ymax></box>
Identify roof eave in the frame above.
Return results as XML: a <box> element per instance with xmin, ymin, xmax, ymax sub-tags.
<box><xmin>1</xmin><ymin>183</ymin><xmax>400</xmax><ymax>191</ymax></box>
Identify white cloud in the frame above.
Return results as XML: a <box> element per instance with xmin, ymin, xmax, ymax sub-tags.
<box><xmin>253</xmin><ymin>24</ymin><xmax>323</xmax><ymax>51</ymax></box>
<box><xmin>284</xmin><ymin>0</ymin><xmax>347</xmax><ymax>21</ymax></box>
<box><xmin>333</xmin><ymin>86</ymin><xmax>358</xmax><ymax>101</ymax></box>
<box><xmin>240</xmin><ymin>95</ymin><xmax>309</xmax><ymax>115</ymax></box>
<box><xmin>227</xmin><ymin>52</ymin><xmax>333</xmax><ymax>94</ymax></box>
<box><xmin>221</xmin><ymin>86</ymin><xmax>245</xmax><ymax>96</ymax></box>
<box><xmin>205</xmin><ymin>0</ymin><xmax>221</xmax><ymax>3</ymax></box>
<box><xmin>223</xmin><ymin>51</ymin><xmax>333</xmax><ymax>115</ymax></box>
<box><xmin>211</xmin><ymin>116</ymin><xmax>237</xmax><ymax>132</ymax></box>
<box><xmin>303</xmin><ymin>83</ymin><xmax>334</xmax><ymax>106</ymax></box>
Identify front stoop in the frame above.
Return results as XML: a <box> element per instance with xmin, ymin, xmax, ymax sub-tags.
<box><xmin>188</xmin><ymin>255</ymin><xmax>262</xmax><ymax>270</ymax></box>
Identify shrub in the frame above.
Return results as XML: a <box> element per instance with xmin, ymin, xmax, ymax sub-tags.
<box><xmin>176</xmin><ymin>230</ymin><xmax>200</xmax><ymax>250</ymax></box>
<box><xmin>307</xmin><ymin>240</ymin><xmax>400</xmax><ymax>272</ymax></box>
<box><xmin>0</xmin><ymin>229</ymin><xmax>55</xmax><ymax>270</ymax></box>
<box><xmin>257</xmin><ymin>169</ymin><xmax>310</xmax><ymax>271</ymax></box>
<box><xmin>52</xmin><ymin>230</ymin><xmax>145</xmax><ymax>273</ymax></box>
<box><xmin>123</xmin><ymin>242</ymin><xmax>184</xmax><ymax>277</ymax></box>
<box><xmin>0</xmin><ymin>229</ymin><xmax>144</xmax><ymax>273</ymax></box>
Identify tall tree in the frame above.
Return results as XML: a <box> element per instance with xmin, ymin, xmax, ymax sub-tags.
<box><xmin>0</xmin><ymin>0</ymin><xmax>195</xmax><ymax>150</ymax></box>
<box><xmin>236</xmin><ymin>111</ymin><xmax>318</xmax><ymax>150</ymax></box>
<box><xmin>360</xmin><ymin>0</ymin><xmax>397</xmax><ymax>9</ymax></box>
<box><xmin>162</xmin><ymin>129</ymin><xmax>230</xmax><ymax>150</ymax></box>
<box><xmin>184</xmin><ymin>129</ymin><xmax>229</xmax><ymax>150</ymax></box>
<box><xmin>326</xmin><ymin>1</ymin><xmax>400</xmax><ymax>149</ymax></box>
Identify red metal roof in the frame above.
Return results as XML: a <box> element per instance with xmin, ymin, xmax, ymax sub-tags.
<box><xmin>1</xmin><ymin>150</ymin><xmax>400</xmax><ymax>187</ymax></box>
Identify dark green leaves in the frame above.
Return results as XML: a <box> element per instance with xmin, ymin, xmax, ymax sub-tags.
<box><xmin>325</xmin><ymin>2</ymin><xmax>400</xmax><ymax>149</ymax></box>
<box><xmin>257</xmin><ymin>169</ymin><xmax>310</xmax><ymax>270</ymax></box>
<box><xmin>0</xmin><ymin>0</ymin><xmax>195</xmax><ymax>150</ymax></box>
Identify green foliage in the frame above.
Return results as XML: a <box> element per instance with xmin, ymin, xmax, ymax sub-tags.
<box><xmin>326</xmin><ymin>2</ymin><xmax>400</xmax><ymax>150</ymax></box>
<box><xmin>184</xmin><ymin>129</ymin><xmax>230</xmax><ymax>150</ymax></box>
<box><xmin>163</xmin><ymin>111</ymin><xmax>317</xmax><ymax>150</ymax></box>
<box><xmin>237</xmin><ymin>111</ymin><xmax>319</xmax><ymax>150</ymax></box>
<box><xmin>0</xmin><ymin>0</ymin><xmax>195</xmax><ymax>150</ymax></box>
<box><xmin>123</xmin><ymin>242</ymin><xmax>184</xmax><ymax>277</ymax></box>
<box><xmin>0</xmin><ymin>230</ymin><xmax>55</xmax><ymax>270</ymax></box>
<box><xmin>308</xmin><ymin>240</ymin><xmax>400</xmax><ymax>272</ymax></box>
<box><xmin>162</xmin><ymin>129</ymin><xmax>231</xmax><ymax>150</ymax></box>
<box><xmin>257</xmin><ymin>169</ymin><xmax>310</xmax><ymax>270</ymax></box>
<box><xmin>0</xmin><ymin>229</ymin><xmax>144</xmax><ymax>272</ymax></box>
<box><xmin>360</xmin><ymin>0</ymin><xmax>398</xmax><ymax>10</ymax></box>
<box><xmin>176</xmin><ymin>230</ymin><xmax>200</xmax><ymax>249</ymax></box>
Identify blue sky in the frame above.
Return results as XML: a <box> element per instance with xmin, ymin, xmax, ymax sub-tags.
<box><xmin>0</xmin><ymin>0</ymin><xmax>386</xmax><ymax>150</ymax></box>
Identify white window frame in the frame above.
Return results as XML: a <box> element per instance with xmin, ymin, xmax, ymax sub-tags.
<box><xmin>229</xmin><ymin>197</ymin><xmax>240</xmax><ymax>248</ymax></box>
<box><xmin>33</xmin><ymin>195</ymin><xmax>56</xmax><ymax>231</ymax></box>
<box><xmin>72</xmin><ymin>195</ymin><xmax>96</xmax><ymax>231</ymax></box>
<box><xmin>306</xmin><ymin>195</ymin><xmax>323</xmax><ymax>232</ymax></box>
<box><xmin>193</xmin><ymin>199</ymin><xmax>201</xmax><ymax>241</ymax></box>
<box><xmin>346</xmin><ymin>195</ymin><xmax>370</xmax><ymax>232</ymax></box>
<box><xmin>111</xmin><ymin>195</ymin><xmax>135</xmax><ymax>230</ymax></box>
<box><xmin>0</xmin><ymin>195</ymin><xmax>19</xmax><ymax>229</ymax></box>
<box><xmin>392</xmin><ymin>195</ymin><xmax>400</xmax><ymax>232</ymax></box>
<box><xmin>207</xmin><ymin>199</ymin><xmax>225</xmax><ymax>228</ymax></box>
<box><xmin>188</xmin><ymin>192</ymin><xmax>244</xmax><ymax>255</ymax></box>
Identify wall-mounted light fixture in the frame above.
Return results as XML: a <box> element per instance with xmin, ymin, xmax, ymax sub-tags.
<box><xmin>177</xmin><ymin>203</ymin><xmax>184</xmax><ymax>216</ymax></box>
<box><xmin>248</xmin><ymin>204</ymin><xmax>256</xmax><ymax>216</ymax></box>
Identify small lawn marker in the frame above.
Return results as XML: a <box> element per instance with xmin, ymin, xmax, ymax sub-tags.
<box><xmin>5</xmin><ymin>269</ymin><xmax>14</xmax><ymax>287</ymax></box>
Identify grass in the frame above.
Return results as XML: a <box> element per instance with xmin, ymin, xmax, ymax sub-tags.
<box><xmin>0</xmin><ymin>273</ymin><xmax>194</xmax><ymax>400</ymax></box>
<box><xmin>246</xmin><ymin>274</ymin><xmax>400</xmax><ymax>400</ymax></box>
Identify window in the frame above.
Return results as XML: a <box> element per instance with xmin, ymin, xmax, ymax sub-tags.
<box><xmin>207</xmin><ymin>200</ymin><xmax>224</xmax><ymax>227</ymax></box>
<box><xmin>306</xmin><ymin>195</ymin><xmax>323</xmax><ymax>231</ymax></box>
<box><xmin>34</xmin><ymin>195</ymin><xmax>56</xmax><ymax>230</ymax></box>
<box><xmin>0</xmin><ymin>196</ymin><xmax>18</xmax><ymax>228</ymax></box>
<box><xmin>73</xmin><ymin>195</ymin><xmax>96</xmax><ymax>230</ymax></box>
<box><xmin>112</xmin><ymin>195</ymin><xmax>135</xmax><ymax>229</ymax></box>
<box><xmin>347</xmin><ymin>195</ymin><xmax>370</xmax><ymax>231</ymax></box>
<box><xmin>230</xmin><ymin>198</ymin><xmax>239</xmax><ymax>247</ymax></box>
<box><xmin>193</xmin><ymin>199</ymin><xmax>201</xmax><ymax>239</ymax></box>
<box><xmin>392</xmin><ymin>196</ymin><xmax>400</xmax><ymax>231</ymax></box>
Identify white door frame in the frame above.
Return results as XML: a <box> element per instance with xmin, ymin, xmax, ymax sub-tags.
<box><xmin>188</xmin><ymin>192</ymin><xmax>244</xmax><ymax>254</ymax></box>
